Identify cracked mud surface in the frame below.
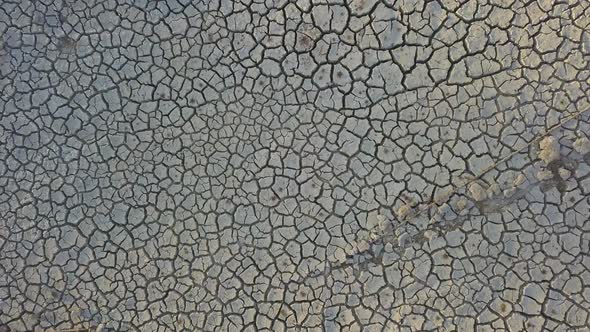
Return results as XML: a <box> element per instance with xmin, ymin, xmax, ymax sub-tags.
<box><xmin>1</xmin><ymin>0</ymin><xmax>590</xmax><ymax>331</ymax></box>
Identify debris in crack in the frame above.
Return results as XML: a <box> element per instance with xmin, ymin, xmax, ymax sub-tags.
<box><xmin>538</xmin><ymin>136</ymin><xmax>560</xmax><ymax>164</ymax></box>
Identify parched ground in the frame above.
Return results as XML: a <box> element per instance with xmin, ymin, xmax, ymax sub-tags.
<box><xmin>1</xmin><ymin>0</ymin><xmax>590</xmax><ymax>331</ymax></box>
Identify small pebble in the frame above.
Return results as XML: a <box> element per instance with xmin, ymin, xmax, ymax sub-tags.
<box><xmin>558</xmin><ymin>168</ymin><xmax>571</xmax><ymax>179</ymax></box>
<box><xmin>468</xmin><ymin>182</ymin><xmax>487</xmax><ymax>202</ymax></box>
<box><xmin>573</xmin><ymin>137</ymin><xmax>590</xmax><ymax>154</ymax></box>
<box><xmin>396</xmin><ymin>204</ymin><xmax>412</xmax><ymax>220</ymax></box>
<box><xmin>487</xmin><ymin>183</ymin><xmax>501</xmax><ymax>197</ymax></box>
<box><xmin>538</xmin><ymin>136</ymin><xmax>560</xmax><ymax>164</ymax></box>
<box><xmin>513</xmin><ymin>173</ymin><xmax>526</xmax><ymax>187</ymax></box>
<box><xmin>455</xmin><ymin>198</ymin><xmax>468</xmax><ymax>211</ymax></box>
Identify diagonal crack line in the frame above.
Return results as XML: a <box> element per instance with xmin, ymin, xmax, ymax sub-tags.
<box><xmin>296</xmin><ymin>105</ymin><xmax>590</xmax><ymax>284</ymax></box>
<box><xmin>405</xmin><ymin>104</ymin><xmax>590</xmax><ymax>221</ymax></box>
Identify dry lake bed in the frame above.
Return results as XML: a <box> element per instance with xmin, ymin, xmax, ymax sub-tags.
<box><xmin>1</xmin><ymin>0</ymin><xmax>590</xmax><ymax>331</ymax></box>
